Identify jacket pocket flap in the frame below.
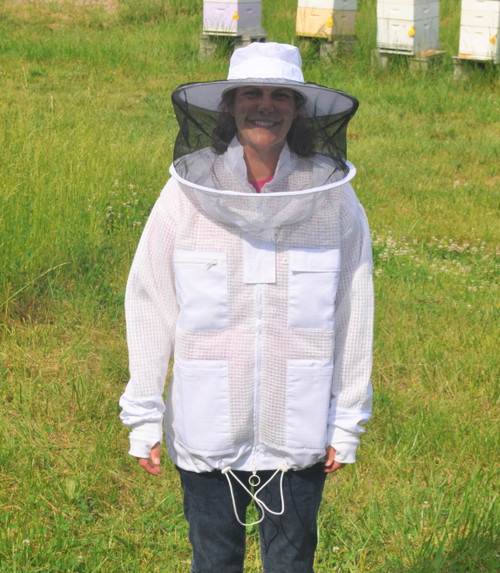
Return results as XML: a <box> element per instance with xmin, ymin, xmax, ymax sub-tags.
<box><xmin>173</xmin><ymin>250</ymin><xmax>226</xmax><ymax>267</ymax></box>
<box><xmin>289</xmin><ymin>248</ymin><xmax>340</xmax><ymax>272</ymax></box>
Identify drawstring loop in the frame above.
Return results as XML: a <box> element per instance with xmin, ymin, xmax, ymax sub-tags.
<box><xmin>221</xmin><ymin>465</ymin><xmax>288</xmax><ymax>527</ymax></box>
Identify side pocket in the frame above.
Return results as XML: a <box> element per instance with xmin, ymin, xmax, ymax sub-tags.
<box><xmin>288</xmin><ymin>248</ymin><xmax>340</xmax><ymax>330</ymax></box>
<box><xmin>286</xmin><ymin>359</ymin><xmax>333</xmax><ymax>449</ymax></box>
<box><xmin>173</xmin><ymin>250</ymin><xmax>229</xmax><ymax>331</ymax></box>
<box><xmin>174</xmin><ymin>357</ymin><xmax>233</xmax><ymax>453</ymax></box>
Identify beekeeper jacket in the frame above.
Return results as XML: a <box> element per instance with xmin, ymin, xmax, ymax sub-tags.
<box><xmin>119</xmin><ymin>138</ymin><xmax>373</xmax><ymax>474</ymax></box>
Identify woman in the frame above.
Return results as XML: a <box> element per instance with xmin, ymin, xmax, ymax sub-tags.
<box><xmin>120</xmin><ymin>42</ymin><xmax>373</xmax><ymax>573</ymax></box>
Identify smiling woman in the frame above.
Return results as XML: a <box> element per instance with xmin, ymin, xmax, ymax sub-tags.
<box><xmin>212</xmin><ymin>86</ymin><xmax>319</xmax><ymax>164</ymax></box>
<box><xmin>228</xmin><ymin>86</ymin><xmax>299</xmax><ymax>182</ymax></box>
<box><xmin>119</xmin><ymin>42</ymin><xmax>373</xmax><ymax>573</ymax></box>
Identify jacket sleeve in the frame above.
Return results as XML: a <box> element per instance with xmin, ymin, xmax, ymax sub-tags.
<box><xmin>327</xmin><ymin>184</ymin><xmax>374</xmax><ymax>464</ymax></box>
<box><xmin>119</xmin><ymin>183</ymin><xmax>179</xmax><ymax>459</ymax></box>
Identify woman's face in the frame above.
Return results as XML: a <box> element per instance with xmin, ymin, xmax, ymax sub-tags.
<box><xmin>229</xmin><ymin>86</ymin><xmax>299</xmax><ymax>156</ymax></box>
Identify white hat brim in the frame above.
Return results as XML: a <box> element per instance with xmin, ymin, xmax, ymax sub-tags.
<box><xmin>172</xmin><ymin>80</ymin><xmax>357</xmax><ymax>118</ymax></box>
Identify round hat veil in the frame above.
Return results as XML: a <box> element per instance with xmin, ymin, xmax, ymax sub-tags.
<box><xmin>169</xmin><ymin>42</ymin><xmax>359</xmax><ymax>235</ymax></box>
<box><xmin>171</xmin><ymin>42</ymin><xmax>358</xmax><ymax>170</ymax></box>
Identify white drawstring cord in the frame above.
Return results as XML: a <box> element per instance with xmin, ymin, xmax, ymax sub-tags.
<box><xmin>222</xmin><ymin>469</ymin><xmax>265</xmax><ymax>527</ymax></box>
<box><xmin>221</xmin><ymin>465</ymin><xmax>288</xmax><ymax>527</ymax></box>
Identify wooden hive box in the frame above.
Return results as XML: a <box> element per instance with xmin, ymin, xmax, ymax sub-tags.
<box><xmin>296</xmin><ymin>0</ymin><xmax>357</xmax><ymax>39</ymax></box>
<box><xmin>458</xmin><ymin>0</ymin><xmax>500</xmax><ymax>63</ymax></box>
<box><xmin>377</xmin><ymin>0</ymin><xmax>440</xmax><ymax>54</ymax></box>
<box><xmin>203</xmin><ymin>0</ymin><xmax>264</xmax><ymax>35</ymax></box>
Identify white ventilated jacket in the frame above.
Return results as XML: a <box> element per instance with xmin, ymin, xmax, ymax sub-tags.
<box><xmin>119</xmin><ymin>139</ymin><xmax>373</xmax><ymax>473</ymax></box>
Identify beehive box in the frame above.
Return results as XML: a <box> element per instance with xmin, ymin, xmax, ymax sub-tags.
<box><xmin>377</xmin><ymin>0</ymin><xmax>440</xmax><ymax>54</ymax></box>
<box><xmin>203</xmin><ymin>0</ymin><xmax>263</xmax><ymax>35</ymax></box>
<box><xmin>458</xmin><ymin>0</ymin><xmax>500</xmax><ymax>63</ymax></box>
<box><xmin>296</xmin><ymin>0</ymin><xmax>357</xmax><ymax>39</ymax></box>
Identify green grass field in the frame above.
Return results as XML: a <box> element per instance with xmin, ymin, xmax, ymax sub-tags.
<box><xmin>0</xmin><ymin>0</ymin><xmax>498</xmax><ymax>571</ymax></box>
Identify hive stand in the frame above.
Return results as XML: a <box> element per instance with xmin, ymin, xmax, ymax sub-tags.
<box><xmin>296</xmin><ymin>34</ymin><xmax>356</xmax><ymax>59</ymax></box>
<box><xmin>371</xmin><ymin>47</ymin><xmax>445</xmax><ymax>71</ymax></box>
<box><xmin>452</xmin><ymin>57</ymin><xmax>498</xmax><ymax>80</ymax></box>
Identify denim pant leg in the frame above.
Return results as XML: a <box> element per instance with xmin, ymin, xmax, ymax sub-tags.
<box><xmin>177</xmin><ymin>467</ymin><xmax>252</xmax><ymax>573</ymax></box>
<box><xmin>257</xmin><ymin>464</ymin><xmax>327</xmax><ymax>573</ymax></box>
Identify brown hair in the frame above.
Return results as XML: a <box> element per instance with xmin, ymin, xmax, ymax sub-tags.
<box><xmin>211</xmin><ymin>88</ymin><xmax>316</xmax><ymax>157</ymax></box>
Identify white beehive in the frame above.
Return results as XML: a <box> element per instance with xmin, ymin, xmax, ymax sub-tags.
<box><xmin>458</xmin><ymin>0</ymin><xmax>500</xmax><ymax>63</ymax></box>
<box><xmin>296</xmin><ymin>0</ymin><xmax>357</xmax><ymax>39</ymax></box>
<box><xmin>203</xmin><ymin>0</ymin><xmax>264</xmax><ymax>35</ymax></box>
<box><xmin>377</xmin><ymin>0</ymin><xmax>440</xmax><ymax>54</ymax></box>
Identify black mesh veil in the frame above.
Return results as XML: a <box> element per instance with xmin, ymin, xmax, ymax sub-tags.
<box><xmin>171</xmin><ymin>80</ymin><xmax>359</xmax><ymax>176</ymax></box>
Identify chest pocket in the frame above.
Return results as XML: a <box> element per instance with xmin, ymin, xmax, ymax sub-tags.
<box><xmin>288</xmin><ymin>248</ymin><xmax>341</xmax><ymax>330</ymax></box>
<box><xmin>173</xmin><ymin>250</ymin><xmax>229</xmax><ymax>331</ymax></box>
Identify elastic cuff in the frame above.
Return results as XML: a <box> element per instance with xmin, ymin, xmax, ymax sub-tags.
<box><xmin>128</xmin><ymin>421</ymin><xmax>163</xmax><ymax>458</ymax></box>
<box><xmin>329</xmin><ymin>426</ymin><xmax>360</xmax><ymax>464</ymax></box>
<box><xmin>331</xmin><ymin>444</ymin><xmax>357</xmax><ymax>464</ymax></box>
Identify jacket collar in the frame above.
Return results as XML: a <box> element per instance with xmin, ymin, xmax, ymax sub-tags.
<box><xmin>223</xmin><ymin>137</ymin><xmax>297</xmax><ymax>192</ymax></box>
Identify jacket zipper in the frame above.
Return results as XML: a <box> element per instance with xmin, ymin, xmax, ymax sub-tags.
<box><xmin>252</xmin><ymin>283</ymin><xmax>263</xmax><ymax>474</ymax></box>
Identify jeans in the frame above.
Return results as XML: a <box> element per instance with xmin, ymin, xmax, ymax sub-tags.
<box><xmin>176</xmin><ymin>464</ymin><xmax>326</xmax><ymax>573</ymax></box>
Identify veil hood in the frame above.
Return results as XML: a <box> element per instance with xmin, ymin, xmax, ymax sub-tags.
<box><xmin>169</xmin><ymin>42</ymin><xmax>359</xmax><ymax>237</ymax></box>
<box><xmin>170</xmin><ymin>142</ymin><xmax>356</xmax><ymax>237</ymax></box>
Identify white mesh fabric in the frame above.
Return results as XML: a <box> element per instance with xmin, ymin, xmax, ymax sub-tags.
<box><xmin>169</xmin><ymin>214</ymin><xmax>256</xmax><ymax>447</ymax></box>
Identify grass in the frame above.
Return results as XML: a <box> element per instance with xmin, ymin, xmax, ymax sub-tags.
<box><xmin>0</xmin><ymin>0</ymin><xmax>498</xmax><ymax>571</ymax></box>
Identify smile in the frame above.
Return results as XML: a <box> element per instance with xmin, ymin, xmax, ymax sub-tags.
<box><xmin>250</xmin><ymin>120</ymin><xmax>279</xmax><ymax>128</ymax></box>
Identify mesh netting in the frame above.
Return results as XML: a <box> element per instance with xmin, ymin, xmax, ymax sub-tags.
<box><xmin>169</xmin><ymin>148</ymin><xmax>356</xmax><ymax>236</ymax></box>
<box><xmin>171</xmin><ymin>80</ymin><xmax>359</xmax><ymax>169</ymax></box>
